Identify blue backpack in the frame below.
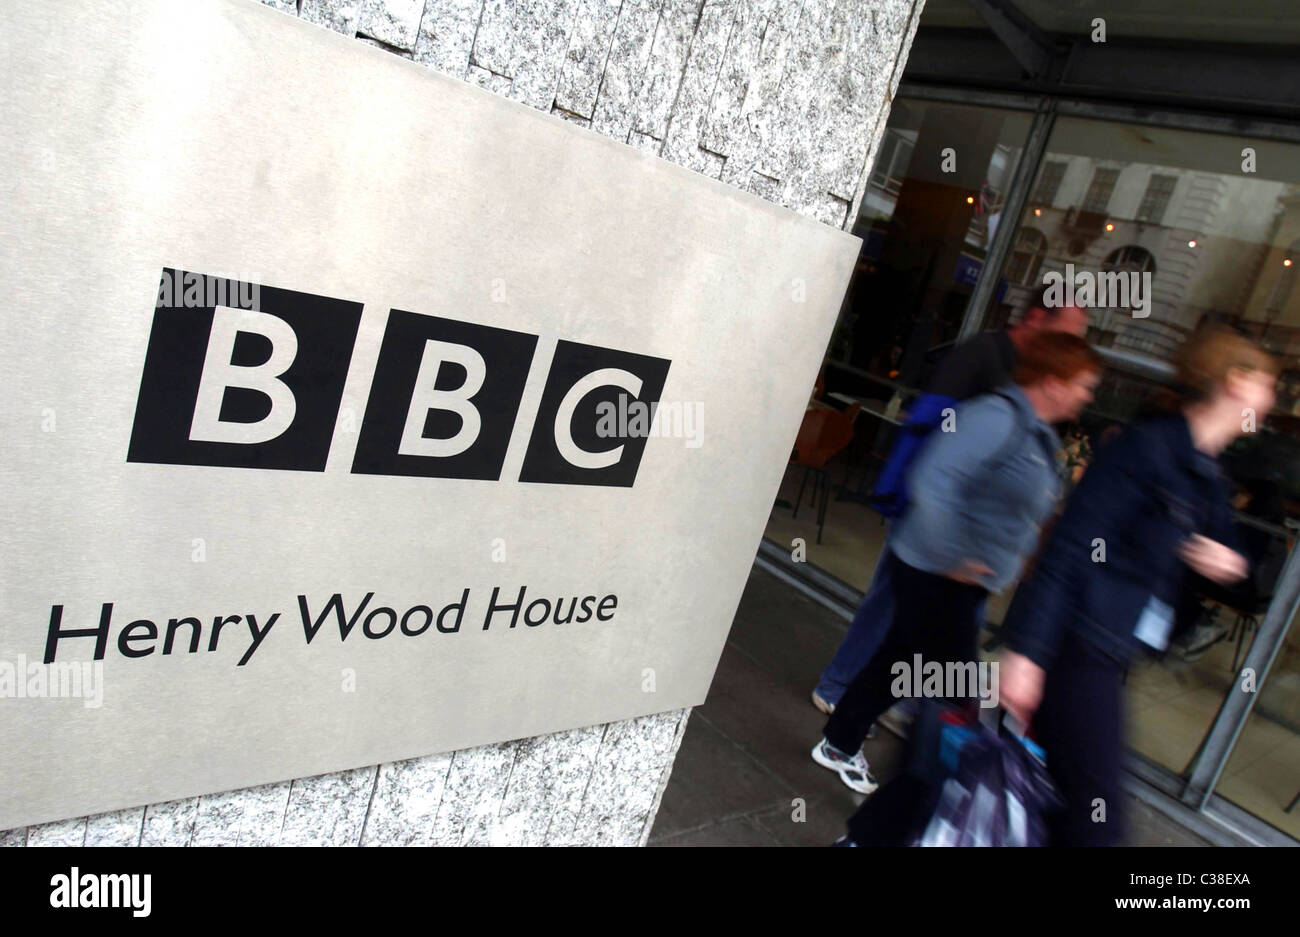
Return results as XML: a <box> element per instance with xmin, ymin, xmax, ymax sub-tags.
<box><xmin>868</xmin><ymin>391</ymin><xmax>960</xmax><ymax>518</ymax></box>
<box><xmin>869</xmin><ymin>389</ymin><xmax>1029</xmax><ymax>518</ymax></box>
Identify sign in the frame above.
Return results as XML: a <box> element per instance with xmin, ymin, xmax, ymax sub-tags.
<box><xmin>0</xmin><ymin>0</ymin><xmax>858</xmax><ymax>828</ymax></box>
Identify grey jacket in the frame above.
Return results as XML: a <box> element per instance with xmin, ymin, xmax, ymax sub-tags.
<box><xmin>888</xmin><ymin>384</ymin><xmax>1062</xmax><ymax>592</ymax></box>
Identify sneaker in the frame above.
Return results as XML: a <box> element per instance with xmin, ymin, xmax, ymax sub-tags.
<box><xmin>812</xmin><ymin>738</ymin><xmax>878</xmax><ymax>794</ymax></box>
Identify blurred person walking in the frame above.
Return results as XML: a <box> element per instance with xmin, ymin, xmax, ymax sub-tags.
<box><xmin>812</xmin><ymin>333</ymin><xmax>1101</xmax><ymax>794</ymax></box>
<box><xmin>812</xmin><ymin>287</ymin><xmax>1088</xmax><ymax>715</ymax></box>
<box><xmin>998</xmin><ymin>325</ymin><xmax>1278</xmax><ymax>846</ymax></box>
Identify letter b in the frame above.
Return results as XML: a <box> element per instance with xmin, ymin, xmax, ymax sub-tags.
<box><xmin>127</xmin><ymin>269</ymin><xmax>362</xmax><ymax>471</ymax></box>
<box><xmin>190</xmin><ymin>307</ymin><xmax>298</xmax><ymax>444</ymax></box>
<box><xmin>352</xmin><ymin>311</ymin><xmax>536</xmax><ymax>479</ymax></box>
<box><xmin>399</xmin><ymin>340</ymin><xmax>487</xmax><ymax>458</ymax></box>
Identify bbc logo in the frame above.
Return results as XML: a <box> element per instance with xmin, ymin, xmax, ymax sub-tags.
<box><xmin>127</xmin><ymin>270</ymin><xmax>671</xmax><ymax>486</ymax></box>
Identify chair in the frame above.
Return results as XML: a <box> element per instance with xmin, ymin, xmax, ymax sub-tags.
<box><xmin>1192</xmin><ymin>525</ymin><xmax>1288</xmax><ymax>672</ymax></box>
<box><xmin>1218</xmin><ymin>534</ymin><xmax>1287</xmax><ymax>671</ymax></box>
<box><xmin>1225</xmin><ymin>600</ymin><xmax>1270</xmax><ymax>672</ymax></box>
<box><xmin>790</xmin><ymin>403</ymin><xmax>860</xmax><ymax>544</ymax></box>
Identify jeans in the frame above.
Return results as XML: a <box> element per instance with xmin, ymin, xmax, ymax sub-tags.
<box><xmin>815</xmin><ymin>547</ymin><xmax>899</xmax><ymax>705</ymax></box>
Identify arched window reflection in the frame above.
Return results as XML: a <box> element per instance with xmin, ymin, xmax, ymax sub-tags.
<box><xmin>1098</xmin><ymin>246</ymin><xmax>1174</xmax><ymax>357</ymax></box>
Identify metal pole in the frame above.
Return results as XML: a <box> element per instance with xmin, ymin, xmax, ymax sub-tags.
<box><xmin>955</xmin><ymin>97</ymin><xmax>1057</xmax><ymax>342</ymax></box>
<box><xmin>1182</xmin><ymin>537</ymin><xmax>1300</xmax><ymax>808</ymax></box>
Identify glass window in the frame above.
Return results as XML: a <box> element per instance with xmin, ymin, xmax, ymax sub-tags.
<box><xmin>1006</xmin><ymin>227</ymin><xmax>1048</xmax><ymax>285</ymax></box>
<box><xmin>763</xmin><ymin>100</ymin><xmax>1033</xmax><ymax>590</ymax></box>
<box><xmin>1136</xmin><ymin>172</ymin><xmax>1178</xmax><ymax>224</ymax></box>
<box><xmin>1215</xmin><ymin>595</ymin><xmax>1300</xmax><ymax>840</ymax></box>
<box><xmin>836</xmin><ymin>100</ymin><xmax>1033</xmax><ymax>386</ymax></box>
<box><xmin>1082</xmin><ymin>166</ymin><xmax>1120</xmax><ymax>214</ymax></box>
<box><xmin>1266</xmin><ymin>238</ymin><xmax>1299</xmax><ymax>317</ymax></box>
<box><xmin>868</xmin><ymin>128</ymin><xmax>915</xmax><ymax>196</ymax></box>
<box><xmin>981</xmin><ymin>118</ymin><xmax>1300</xmax><ymax>837</ymax></box>
<box><xmin>979</xmin><ymin>118</ymin><xmax>1300</xmax><ymax>389</ymax></box>
<box><xmin>1031</xmin><ymin>160</ymin><xmax>1067</xmax><ymax>205</ymax></box>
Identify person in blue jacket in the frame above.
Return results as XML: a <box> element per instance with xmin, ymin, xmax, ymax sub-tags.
<box><xmin>812</xmin><ymin>286</ymin><xmax>1087</xmax><ymax>715</ymax></box>
<box><xmin>998</xmin><ymin>324</ymin><xmax>1279</xmax><ymax>846</ymax></box>
<box><xmin>813</xmin><ymin>332</ymin><xmax>1102</xmax><ymax>794</ymax></box>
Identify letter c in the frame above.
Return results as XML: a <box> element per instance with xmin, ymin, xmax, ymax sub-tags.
<box><xmin>554</xmin><ymin>368</ymin><xmax>641</xmax><ymax>470</ymax></box>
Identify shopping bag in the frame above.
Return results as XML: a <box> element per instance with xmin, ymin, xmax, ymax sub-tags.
<box><xmin>909</xmin><ymin>720</ymin><xmax>1061</xmax><ymax>847</ymax></box>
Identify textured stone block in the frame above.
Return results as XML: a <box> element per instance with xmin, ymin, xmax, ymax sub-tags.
<box><xmin>26</xmin><ymin>818</ymin><xmax>86</xmax><ymax>847</ymax></box>
<box><xmin>413</xmin><ymin>0</ymin><xmax>482</xmax><ymax>77</ymax></box>
<box><xmin>628</xmin><ymin>0</ymin><xmax>701</xmax><ymax>140</ymax></box>
<box><xmin>361</xmin><ymin>753</ymin><xmax>454</xmax><ymax>846</ymax></box>
<box><xmin>190</xmin><ymin>781</ymin><xmax>293</xmax><ymax>846</ymax></box>
<box><xmin>554</xmin><ymin>0</ymin><xmax>623</xmax><ymax>119</ymax></box>
<box><xmin>467</xmin><ymin>62</ymin><xmax>515</xmax><ymax>95</ymax></box>
<box><xmin>470</xmin><ymin>0</ymin><xmax>578</xmax><ymax>108</ymax></box>
<box><xmin>431</xmin><ymin>742</ymin><xmax>518</xmax><ymax>845</ymax></box>
<box><xmin>497</xmin><ymin>725</ymin><xmax>604</xmax><ymax>846</ymax></box>
<box><xmin>276</xmin><ymin>768</ymin><xmax>377</xmax><ymax>846</ymax></box>
<box><xmin>84</xmin><ymin>807</ymin><xmax>145</xmax><ymax>847</ymax></box>
<box><xmin>569</xmin><ymin>709</ymin><xmax>689</xmax><ymax>845</ymax></box>
<box><xmin>659</xmin><ymin>0</ymin><xmax>737</xmax><ymax>175</ymax></box>
<box><xmin>300</xmin><ymin>0</ymin><xmax>362</xmax><ymax>36</ymax></box>
<box><xmin>140</xmin><ymin>797</ymin><xmax>200</xmax><ymax>846</ymax></box>
<box><xmin>590</xmin><ymin>0</ymin><xmax>664</xmax><ymax>141</ymax></box>
<box><xmin>356</xmin><ymin>0</ymin><xmax>425</xmax><ymax>50</ymax></box>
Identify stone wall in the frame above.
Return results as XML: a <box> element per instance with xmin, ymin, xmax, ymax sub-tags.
<box><xmin>1</xmin><ymin>0</ymin><xmax>922</xmax><ymax>846</ymax></box>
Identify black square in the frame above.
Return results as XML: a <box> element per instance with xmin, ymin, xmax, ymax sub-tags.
<box><xmin>351</xmin><ymin>311</ymin><xmax>538</xmax><ymax>480</ymax></box>
<box><xmin>126</xmin><ymin>269</ymin><xmax>363</xmax><ymax>472</ymax></box>
<box><xmin>519</xmin><ymin>340</ymin><xmax>671</xmax><ymax>487</ymax></box>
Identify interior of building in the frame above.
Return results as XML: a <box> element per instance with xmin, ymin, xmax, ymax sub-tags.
<box><xmin>655</xmin><ymin>0</ymin><xmax>1300</xmax><ymax>846</ymax></box>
